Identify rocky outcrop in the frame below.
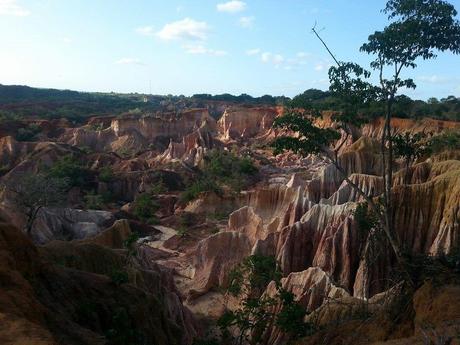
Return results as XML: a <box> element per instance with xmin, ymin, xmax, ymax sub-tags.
<box><xmin>297</xmin><ymin>282</ymin><xmax>460</xmax><ymax>345</ymax></box>
<box><xmin>31</xmin><ymin>208</ymin><xmax>115</xmax><ymax>244</ymax></box>
<box><xmin>58</xmin><ymin>109</ymin><xmax>215</xmax><ymax>156</ymax></box>
<box><xmin>217</xmin><ymin>106</ymin><xmax>280</xmax><ymax>141</ymax></box>
<box><xmin>156</xmin><ymin>124</ymin><xmax>216</xmax><ymax>166</ymax></box>
<box><xmin>111</xmin><ymin>109</ymin><xmax>214</xmax><ymax>139</ymax></box>
<box><xmin>323</xmin><ymin>174</ymin><xmax>383</xmax><ymax>206</ymax></box>
<box><xmin>0</xmin><ymin>219</ymin><xmax>197</xmax><ymax>345</ymax></box>
<box><xmin>188</xmin><ymin>231</ymin><xmax>252</xmax><ymax>298</ymax></box>
<box><xmin>361</xmin><ymin>116</ymin><xmax>460</xmax><ymax>139</ymax></box>
<box><xmin>264</xmin><ymin>267</ymin><xmax>350</xmax><ymax>345</ymax></box>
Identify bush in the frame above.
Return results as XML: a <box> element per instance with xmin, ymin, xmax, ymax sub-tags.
<box><xmin>98</xmin><ymin>166</ymin><xmax>114</xmax><ymax>183</ymax></box>
<box><xmin>16</xmin><ymin>123</ymin><xmax>41</xmax><ymax>141</ymax></box>
<box><xmin>84</xmin><ymin>191</ymin><xmax>104</xmax><ymax>210</ymax></box>
<box><xmin>48</xmin><ymin>155</ymin><xmax>91</xmax><ymax>188</ymax></box>
<box><xmin>132</xmin><ymin>192</ymin><xmax>160</xmax><ymax>222</ymax></box>
<box><xmin>180</xmin><ymin>150</ymin><xmax>258</xmax><ymax>202</ymax></box>
<box><xmin>180</xmin><ymin>179</ymin><xmax>222</xmax><ymax>203</ymax></box>
<box><xmin>428</xmin><ymin>130</ymin><xmax>460</xmax><ymax>153</ymax></box>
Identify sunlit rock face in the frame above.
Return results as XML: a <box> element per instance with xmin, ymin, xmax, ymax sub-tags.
<box><xmin>111</xmin><ymin>109</ymin><xmax>213</xmax><ymax>139</ymax></box>
<box><xmin>155</xmin><ymin>124</ymin><xmax>216</xmax><ymax>166</ymax></box>
<box><xmin>217</xmin><ymin>106</ymin><xmax>281</xmax><ymax>141</ymax></box>
<box><xmin>58</xmin><ymin>108</ymin><xmax>215</xmax><ymax>155</ymax></box>
<box><xmin>187</xmin><ymin>231</ymin><xmax>252</xmax><ymax>298</ymax></box>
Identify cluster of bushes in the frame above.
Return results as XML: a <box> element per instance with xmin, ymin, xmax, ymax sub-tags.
<box><xmin>191</xmin><ymin>93</ymin><xmax>289</xmax><ymax>106</ymax></box>
<box><xmin>180</xmin><ymin>150</ymin><xmax>258</xmax><ymax>203</ymax></box>
<box><xmin>131</xmin><ymin>183</ymin><xmax>166</xmax><ymax>224</ymax></box>
<box><xmin>16</xmin><ymin>123</ymin><xmax>42</xmax><ymax>141</ymax></box>
<box><xmin>291</xmin><ymin>89</ymin><xmax>460</xmax><ymax>122</ymax></box>
<box><xmin>48</xmin><ymin>154</ymin><xmax>92</xmax><ymax>188</ymax></box>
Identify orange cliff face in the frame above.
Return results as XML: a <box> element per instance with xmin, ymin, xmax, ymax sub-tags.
<box><xmin>217</xmin><ymin>106</ymin><xmax>282</xmax><ymax>141</ymax></box>
<box><xmin>110</xmin><ymin>108</ymin><xmax>214</xmax><ymax>139</ymax></box>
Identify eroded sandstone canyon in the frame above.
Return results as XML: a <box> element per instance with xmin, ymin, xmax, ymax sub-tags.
<box><xmin>0</xmin><ymin>104</ymin><xmax>459</xmax><ymax>345</ymax></box>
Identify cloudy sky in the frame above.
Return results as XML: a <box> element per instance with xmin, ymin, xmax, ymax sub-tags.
<box><xmin>1</xmin><ymin>0</ymin><xmax>459</xmax><ymax>99</ymax></box>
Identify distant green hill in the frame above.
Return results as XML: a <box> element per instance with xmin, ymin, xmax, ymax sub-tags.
<box><xmin>0</xmin><ymin>84</ymin><xmax>458</xmax><ymax>123</ymax></box>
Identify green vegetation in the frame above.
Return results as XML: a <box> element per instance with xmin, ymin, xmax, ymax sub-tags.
<box><xmin>132</xmin><ymin>193</ymin><xmax>159</xmax><ymax>223</ymax></box>
<box><xmin>274</xmin><ymin>0</ymin><xmax>460</xmax><ymax>287</ymax></box>
<box><xmin>290</xmin><ymin>88</ymin><xmax>460</xmax><ymax>122</ymax></box>
<box><xmin>83</xmin><ymin>191</ymin><xmax>105</xmax><ymax>210</ymax></box>
<box><xmin>98</xmin><ymin>166</ymin><xmax>114</xmax><ymax>183</ymax></box>
<box><xmin>48</xmin><ymin>154</ymin><xmax>91</xmax><ymax>188</ymax></box>
<box><xmin>132</xmin><ymin>184</ymin><xmax>165</xmax><ymax>224</ymax></box>
<box><xmin>1</xmin><ymin>83</ymin><xmax>458</xmax><ymax>124</ymax></box>
<box><xmin>428</xmin><ymin>129</ymin><xmax>460</xmax><ymax>153</ymax></box>
<box><xmin>0</xmin><ymin>84</ymin><xmax>157</xmax><ymax>123</ymax></box>
<box><xmin>180</xmin><ymin>179</ymin><xmax>222</xmax><ymax>204</ymax></box>
<box><xmin>180</xmin><ymin>150</ymin><xmax>258</xmax><ymax>203</ymax></box>
<box><xmin>192</xmin><ymin>93</ymin><xmax>289</xmax><ymax>106</ymax></box>
<box><xmin>393</xmin><ymin>132</ymin><xmax>431</xmax><ymax>182</ymax></box>
<box><xmin>124</xmin><ymin>232</ymin><xmax>140</xmax><ymax>256</ymax></box>
<box><xmin>16</xmin><ymin>123</ymin><xmax>41</xmax><ymax>141</ymax></box>
<box><xmin>215</xmin><ymin>255</ymin><xmax>313</xmax><ymax>345</ymax></box>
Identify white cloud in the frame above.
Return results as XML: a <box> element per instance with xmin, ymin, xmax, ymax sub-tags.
<box><xmin>246</xmin><ymin>48</ymin><xmax>260</xmax><ymax>56</ymax></box>
<box><xmin>217</xmin><ymin>0</ymin><xmax>246</xmax><ymax>13</ymax></box>
<box><xmin>115</xmin><ymin>58</ymin><xmax>144</xmax><ymax>65</ymax></box>
<box><xmin>261</xmin><ymin>52</ymin><xmax>272</xmax><ymax>63</ymax></box>
<box><xmin>239</xmin><ymin>16</ymin><xmax>254</xmax><ymax>28</ymax></box>
<box><xmin>314</xmin><ymin>61</ymin><xmax>331</xmax><ymax>71</ymax></box>
<box><xmin>183</xmin><ymin>44</ymin><xmax>227</xmax><ymax>56</ymax></box>
<box><xmin>296</xmin><ymin>52</ymin><xmax>311</xmax><ymax>58</ymax></box>
<box><xmin>0</xmin><ymin>0</ymin><xmax>30</xmax><ymax>16</ymax></box>
<box><xmin>156</xmin><ymin>18</ymin><xmax>209</xmax><ymax>41</ymax></box>
<box><xmin>61</xmin><ymin>37</ymin><xmax>72</xmax><ymax>44</ymax></box>
<box><xmin>248</xmin><ymin>49</ymin><xmax>311</xmax><ymax>70</ymax></box>
<box><xmin>136</xmin><ymin>26</ymin><xmax>155</xmax><ymax>36</ymax></box>
<box><xmin>261</xmin><ymin>52</ymin><xmax>284</xmax><ymax>65</ymax></box>
<box><xmin>417</xmin><ymin>75</ymin><xmax>457</xmax><ymax>84</ymax></box>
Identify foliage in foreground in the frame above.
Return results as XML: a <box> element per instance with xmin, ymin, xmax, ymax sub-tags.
<box><xmin>214</xmin><ymin>255</ymin><xmax>314</xmax><ymax>345</ymax></box>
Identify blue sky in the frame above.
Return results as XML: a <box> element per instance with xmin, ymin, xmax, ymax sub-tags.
<box><xmin>0</xmin><ymin>0</ymin><xmax>459</xmax><ymax>100</ymax></box>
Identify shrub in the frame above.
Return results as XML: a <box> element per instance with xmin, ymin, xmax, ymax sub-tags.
<box><xmin>16</xmin><ymin>123</ymin><xmax>41</xmax><ymax>141</ymax></box>
<box><xmin>48</xmin><ymin>155</ymin><xmax>91</xmax><ymax>188</ymax></box>
<box><xmin>84</xmin><ymin>191</ymin><xmax>104</xmax><ymax>210</ymax></box>
<box><xmin>180</xmin><ymin>178</ymin><xmax>222</xmax><ymax>203</ymax></box>
<box><xmin>124</xmin><ymin>232</ymin><xmax>139</xmax><ymax>255</ymax></box>
<box><xmin>180</xmin><ymin>150</ymin><xmax>258</xmax><ymax>203</ymax></box>
<box><xmin>218</xmin><ymin>255</ymin><xmax>312</xmax><ymax>344</ymax></box>
<box><xmin>98</xmin><ymin>166</ymin><xmax>114</xmax><ymax>183</ymax></box>
<box><xmin>132</xmin><ymin>192</ymin><xmax>159</xmax><ymax>222</ymax></box>
<box><xmin>428</xmin><ymin>130</ymin><xmax>460</xmax><ymax>153</ymax></box>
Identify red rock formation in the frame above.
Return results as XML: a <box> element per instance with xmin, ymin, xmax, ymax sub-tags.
<box><xmin>217</xmin><ymin>106</ymin><xmax>281</xmax><ymax>141</ymax></box>
<box><xmin>188</xmin><ymin>231</ymin><xmax>252</xmax><ymax>298</ymax></box>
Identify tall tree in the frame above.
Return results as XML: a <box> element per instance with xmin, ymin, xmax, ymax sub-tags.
<box><xmin>359</xmin><ymin>0</ymin><xmax>460</xmax><ymax>263</ymax></box>
<box><xmin>274</xmin><ymin>0</ymin><xmax>460</xmax><ymax>276</ymax></box>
